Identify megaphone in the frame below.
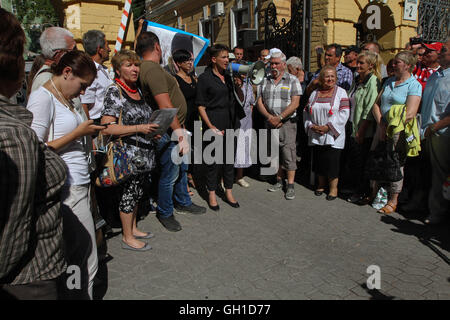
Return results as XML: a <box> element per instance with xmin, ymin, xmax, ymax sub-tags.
<box><xmin>227</xmin><ymin>60</ymin><xmax>265</xmax><ymax>85</ymax></box>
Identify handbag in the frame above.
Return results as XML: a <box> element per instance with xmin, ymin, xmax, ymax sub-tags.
<box><xmin>364</xmin><ymin>140</ymin><xmax>403</xmax><ymax>182</ymax></box>
<box><xmin>95</xmin><ymin>108</ymin><xmax>133</xmax><ymax>187</ymax></box>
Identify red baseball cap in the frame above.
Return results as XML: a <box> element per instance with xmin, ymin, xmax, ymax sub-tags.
<box><xmin>422</xmin><ymin>42</ymin><xmax>443</xmax><ymax>52</ymax></box>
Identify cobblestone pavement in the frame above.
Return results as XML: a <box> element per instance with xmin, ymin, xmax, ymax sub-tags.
<box><xmin>97</xmin><ymin>178</ymin><xmax>450</xmax><ymax>300</ymax></box>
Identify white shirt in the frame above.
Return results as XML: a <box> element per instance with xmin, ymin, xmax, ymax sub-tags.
<box><xmin>303</xmin><ymin>86</ymin><xmax>350</xmax><ymax>149</ymax></box>
<box><xmin>27</xmin><ymin>87</ymin><xmax>90</xmax><ymax>185</ymax></box>
<box><xmin>80</xmin><ymin>61</ymin><xmax>113</xmax><ymax>119</ymax></box>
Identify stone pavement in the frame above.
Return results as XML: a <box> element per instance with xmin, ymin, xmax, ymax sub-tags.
<box><xmin>97</xmin><ymin>178</ymin><xmax>450</xmax><ymax>300</ymax></box>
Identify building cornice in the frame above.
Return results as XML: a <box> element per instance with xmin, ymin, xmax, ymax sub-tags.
<box><xmin>146</xmin><ymin>0</ymin><xmax>189</xmax><ymax>19</ymax></box>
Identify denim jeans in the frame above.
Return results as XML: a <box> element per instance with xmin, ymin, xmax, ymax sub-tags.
<box><xmin>157</xmin><ymin>133</ymin><xmax>192</xmax><ymax>217</ymax></box>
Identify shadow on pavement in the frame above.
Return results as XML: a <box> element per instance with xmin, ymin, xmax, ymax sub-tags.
<box><xmin>360</xmin><ymin>283</ymin><xmax>396</xmax><ymax>300</ymax></box>
<box><xmin>380</xmin><ymin>215</ymin><xmax>450</xmax><ymax>263</ymax></box>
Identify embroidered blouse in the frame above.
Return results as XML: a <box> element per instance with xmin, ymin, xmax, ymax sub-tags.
<box><xmin>303</xmin><ymin>86</ymin><xmax>350</xmax><ymax>149</ymax></box>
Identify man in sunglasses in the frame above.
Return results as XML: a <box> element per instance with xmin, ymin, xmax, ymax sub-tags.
<box><xmin>413</xmin><ymin>42</ymin><xmax>442</xmax><ymax>92</ymax></box>
<box><xmin>30</xmin><ymin>27</ymin><xmax>76</xmax><ymax>93</ymax></box>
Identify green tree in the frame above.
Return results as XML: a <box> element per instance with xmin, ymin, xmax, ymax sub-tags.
<box><xmin>13</xmin><ymin>0</ymin><xmax>59</xmax><ymax>54</ymax></box>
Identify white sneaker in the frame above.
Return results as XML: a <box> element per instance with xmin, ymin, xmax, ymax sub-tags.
<box><xmin>237</xmin><ymin>178</ymin><xmax>250</xmax><ymax>188</ymax></box>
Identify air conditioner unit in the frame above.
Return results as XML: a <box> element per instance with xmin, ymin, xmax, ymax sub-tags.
<box><xmin>210</xmin><ymin>2</ymin><xmax>225</xmax><ymax>18</ymax></box>
<box><xmin>237</xmin><ymin>28</ymin><xmax>257</xmax><ymax>48</ymax></box>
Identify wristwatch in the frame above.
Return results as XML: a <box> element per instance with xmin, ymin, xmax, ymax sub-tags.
<box><xmin>279</xmin><ymin>114</ymin><xmax>284</xmax><ymax>121</ymax></box>
<box><xmin>430</xmin><ymin>125</ymin><xmax>437</xmax><ymax>134</ymax></box>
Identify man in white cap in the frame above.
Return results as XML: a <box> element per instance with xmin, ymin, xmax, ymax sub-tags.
<box><xmin>256</xmin><ymin>49</ymin><xmax>302</xmax><ymax>200</ymax></box>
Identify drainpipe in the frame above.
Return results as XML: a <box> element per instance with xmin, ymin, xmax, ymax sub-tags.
<box><xmin>254</xmin><ymin>0</ymin><xmax>258</xmax><ymax>40</ymax></box>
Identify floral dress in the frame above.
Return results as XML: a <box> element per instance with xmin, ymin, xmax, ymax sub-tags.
<box><xmin>102</xmin><ymin>84</ymin><xmax>156</xmax><ymax>213</ymax></box>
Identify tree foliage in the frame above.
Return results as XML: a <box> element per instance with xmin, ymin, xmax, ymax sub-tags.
<box><xmin>13</xmin><ymin>0</ymin><xmax>59</xmax><ymax>53</ymax></box>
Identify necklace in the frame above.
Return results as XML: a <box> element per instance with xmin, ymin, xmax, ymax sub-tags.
<box><xmin>50</xmin><ymin>78</ymin><xmax>75</xmax><ymax>112</ymax></box>
<box><xmin>115</xmin><ymin>78</ymin><xmax>137</xmax><ymax>93</ymax></box>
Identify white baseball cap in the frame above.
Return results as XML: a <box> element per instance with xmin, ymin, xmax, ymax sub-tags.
<box><xmin>265</xmin><ymin>48</ymin><xmax>282</xmax><ymax>59</ymax></box>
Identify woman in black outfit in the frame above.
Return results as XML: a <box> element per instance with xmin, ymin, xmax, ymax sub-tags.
<box><xmin>173</xmin><ymin>49</ymin><xmax>198</xmax><ymax>195</ymax></box>
<box><xmin>196</xmin><ymin>44</ymin><xmax>243</xmax><ymax>210</ymax></box>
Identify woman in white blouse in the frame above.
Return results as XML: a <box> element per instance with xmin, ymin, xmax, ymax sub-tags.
<box><xmin>27</xmin><ymin>50</ymin><xmax>104</xmax><ymax>299</ymax></box>
<box><xmin>303</xmin><ymin>66</ymin><xmax>350</xmax><ymax>200</ymax></box>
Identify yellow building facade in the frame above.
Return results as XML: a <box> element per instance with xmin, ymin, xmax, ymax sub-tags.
<box><xmin>145</xmin><ymin>0</ymin><xmax>421</xmax><ymax>70</ymax></box>
<box><xmin>51</xmin><ymin>0</ymin><xmax>136</xmax><ymax>65</ymax></box>
<box><xmin>49</xmin><ymin>0</ymin><xmax>424</xmax><ymax>70</ymax></box>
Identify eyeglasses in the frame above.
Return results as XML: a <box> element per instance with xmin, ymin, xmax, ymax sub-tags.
<box><xmin>182</xmin><ymin>59</ymin><xmax>194</xmax><ymax>63</ymax></box>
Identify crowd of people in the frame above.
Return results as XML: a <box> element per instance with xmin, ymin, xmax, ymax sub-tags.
<box><xmin>1</xmin><ymin>7</ymin><xmax>449</xmax><ymax>299</ymax></box>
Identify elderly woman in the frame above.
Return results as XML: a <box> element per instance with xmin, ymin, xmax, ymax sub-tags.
<box><xmin>303</xmin><ymin>65</ymin><xmax>350</xmax><ymax>200</ymax></box>
<box><xmin>233</xmin><ymin>73</ymin><xmax>255</xmax><ymax>188</ymax></box>
<box><xmin>27</xmin><ymin>50</ymin><xmax>105</xmax><ymax>299</ymax></box>
<box><xmin>101</xmin><ymin>50</ymin><xmax>159</xmax><ymax>251</ymax></box>
<box><xmin>287</xmin><ymin>56</ymin><xmax>314</xmax><ymax>173</ymax></box>
<box><xmin>346</xmin><ymin>51</ymin><xmax>381</xmax><ymax>204</ymax></box>
<box><xmin>371</xmin><ymin>51</ymin><xmax>422</xmax><ymax>214</ymax></box>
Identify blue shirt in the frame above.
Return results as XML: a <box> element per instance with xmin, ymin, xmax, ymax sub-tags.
<box><xmin>312</xmin><ymin>63</ymin><xmax>354</xmax><ymax>91</ymax></box>
<box><xmin>420</xmin><ymin>68</ymin><xmax>450</xmax><ymax>138</ymax></box>
<box><xmin>379</xmin><ymin>75</ymin><xmax>422</xmax><ymax>119</ymax></box>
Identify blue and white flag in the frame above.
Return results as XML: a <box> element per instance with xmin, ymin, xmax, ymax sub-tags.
<box><xmin>145</xmin><ymin>20</ymin><xmax>210</xmax><ymax>67</ymax></box>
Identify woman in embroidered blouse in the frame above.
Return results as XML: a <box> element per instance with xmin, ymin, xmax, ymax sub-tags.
<box><xmin>303</xmin><ymin>66</ymin><xmax>350</xmax><ymax>200</ymax></box>
<box><xmin>370</xmin><ymin>51</ymin><xmax>422</xmax><ymax>214</ymax></box>
<box><xmin>101</xmin><ymin>50</ymin><xmax>159</xmax><ymax>251</ymax></box>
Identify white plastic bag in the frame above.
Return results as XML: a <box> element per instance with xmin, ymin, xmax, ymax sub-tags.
<box><xmin>371</xmin><ymin>187</ymin><xmax>388</xmax><ymax>210</ymax></box>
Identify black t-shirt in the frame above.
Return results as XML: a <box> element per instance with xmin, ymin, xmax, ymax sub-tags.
<box><xmin>174</xmin><ymin>74</ymin><xmax>198</xmax><ymax>133</ymax></box>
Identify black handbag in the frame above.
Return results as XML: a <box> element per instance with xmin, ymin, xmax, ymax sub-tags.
<box><xmin>364</xmin><ymin>140</ymin><xmax>403</xmax><ymax>182</ymax></box>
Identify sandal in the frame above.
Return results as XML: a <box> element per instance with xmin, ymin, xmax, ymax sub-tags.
<box><xmin>377</xmin><ymin>202</ymin><xmax>397</xmax><ymax>214</ymax></box>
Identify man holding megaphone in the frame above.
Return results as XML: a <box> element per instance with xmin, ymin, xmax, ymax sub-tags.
<box><xmin>256</xmin><ymin>49</ymin><xmax>302</xmax><ymax>200</ymax></box>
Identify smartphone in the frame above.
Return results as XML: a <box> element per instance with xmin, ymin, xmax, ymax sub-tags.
<box><xmin>316</xmin><ymin>47</ymin><xmax>324</xmax><ymax>55</ymax></box>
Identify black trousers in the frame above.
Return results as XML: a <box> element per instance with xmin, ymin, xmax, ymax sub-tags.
<box><xmin>204</xmin><ymin>133</ymin><xmax>235</xmax><ymax>191</ymax></box>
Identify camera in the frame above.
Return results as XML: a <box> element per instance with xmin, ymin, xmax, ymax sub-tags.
<box><xmin>410</xmin><ymin>37</ymin><xmax>423</xmax><ymax>46</ymax></box>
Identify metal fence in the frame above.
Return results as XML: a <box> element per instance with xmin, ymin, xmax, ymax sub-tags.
<box><xmin>418</xmin><ymin>0</ymin><xmax>449</xmax><ymax>42</ymax></box>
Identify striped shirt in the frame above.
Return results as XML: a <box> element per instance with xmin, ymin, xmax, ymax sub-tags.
<box><xmin>0</xmin><ymin>98</ymin><xmax>67</xmax><ymax>285</ymax></box>
<box><xmin>257</xmin><ymin>71</ymin><xmax>302</xmax><ymax>118</ymax></box>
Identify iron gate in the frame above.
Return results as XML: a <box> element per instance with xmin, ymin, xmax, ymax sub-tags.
<box><xmin>418</xmin><ymin>0</ymin><xmax>449</xmax><ymax>42</ymax></box>
<box><xmin>264</xmin><ymin>0</ymin><xmax>312</xmax><ymax>71</ymax></box>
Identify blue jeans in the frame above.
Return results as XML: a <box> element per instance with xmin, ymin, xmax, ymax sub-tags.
<box><xmin>156</xmin><ymin>133</ymin><xmax>192</xmax><ymax>217</ymax></box>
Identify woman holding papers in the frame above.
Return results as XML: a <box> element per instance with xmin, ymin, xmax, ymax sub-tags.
<box><xmin>101</xmin><ymin>50</ymin><xmax>159</xmax><ymax>251</ymax></box>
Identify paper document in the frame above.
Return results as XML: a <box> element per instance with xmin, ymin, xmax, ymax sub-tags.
<box><xmin>148</xmin><ymin>108</ymin><xmax>178</xmax><ymax>138</ymax></box>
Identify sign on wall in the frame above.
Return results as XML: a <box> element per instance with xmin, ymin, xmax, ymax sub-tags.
<box><xmin>403</xmin><ymin>0</ymin><xmax>418</xmax><ymax>21</ymax></box>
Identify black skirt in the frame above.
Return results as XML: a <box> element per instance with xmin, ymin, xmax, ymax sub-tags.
<box><xmin>313</xmin><ymin>145</ymin><xmax>342</xmax><ymax>179</ymax></box>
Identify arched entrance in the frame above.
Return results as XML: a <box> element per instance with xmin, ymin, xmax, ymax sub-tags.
<box><xmin>354</xmin><ymin>2</ymin><xmax>396</xmax><ymax>48</ymax></box>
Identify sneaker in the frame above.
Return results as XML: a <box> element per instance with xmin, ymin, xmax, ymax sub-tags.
<box><xmin>175</xmin><ymin>203</ymin><xmax>206</xmax><ymax>215</ymax></box>
<box><xmin>237</xmin><ymin>178</ymin><xmax>250</xmax><ymax>188</ymax></box>
<box><xmin>268</xmin><ymin>180</ymin><xmax>283</xmax><ymax>192</ymax></box>
<box><xmin>285</xmin><ymin>186</ymin><xmax>295</xmax><ymax>200</ymax></box>
<box><xmin>156</xmin><ymin>214</ymin><xmax>182</xmax><ymax>232</ymax></box>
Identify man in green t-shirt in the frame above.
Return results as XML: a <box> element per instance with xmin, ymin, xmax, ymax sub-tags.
<box><xmin>136</xmin><ymin>32</ymin><xmax>206</xmax><ymax>232</ymax></box>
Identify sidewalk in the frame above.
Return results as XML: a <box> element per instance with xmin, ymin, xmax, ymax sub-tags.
<box><xmin>97</xmin><ymin>177</ymin><xmax>450</xmax><ymax>300</ymax></box>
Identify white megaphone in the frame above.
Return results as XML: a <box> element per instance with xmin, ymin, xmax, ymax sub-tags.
<box><xmin>227</xmin><ymin>60</ymin><xmax>266</xmax><ymax>85</ymax></box>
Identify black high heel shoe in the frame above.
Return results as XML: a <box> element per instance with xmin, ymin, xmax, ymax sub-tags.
<box><xmin>224</xmin><ymin>199</ymin><xmax>240</xmax><ymax>208</ymax></box>
<box><xmin>208</xmin><ymin>202</ymin><xmax>220</xmax><ymax>211</ymax></box>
